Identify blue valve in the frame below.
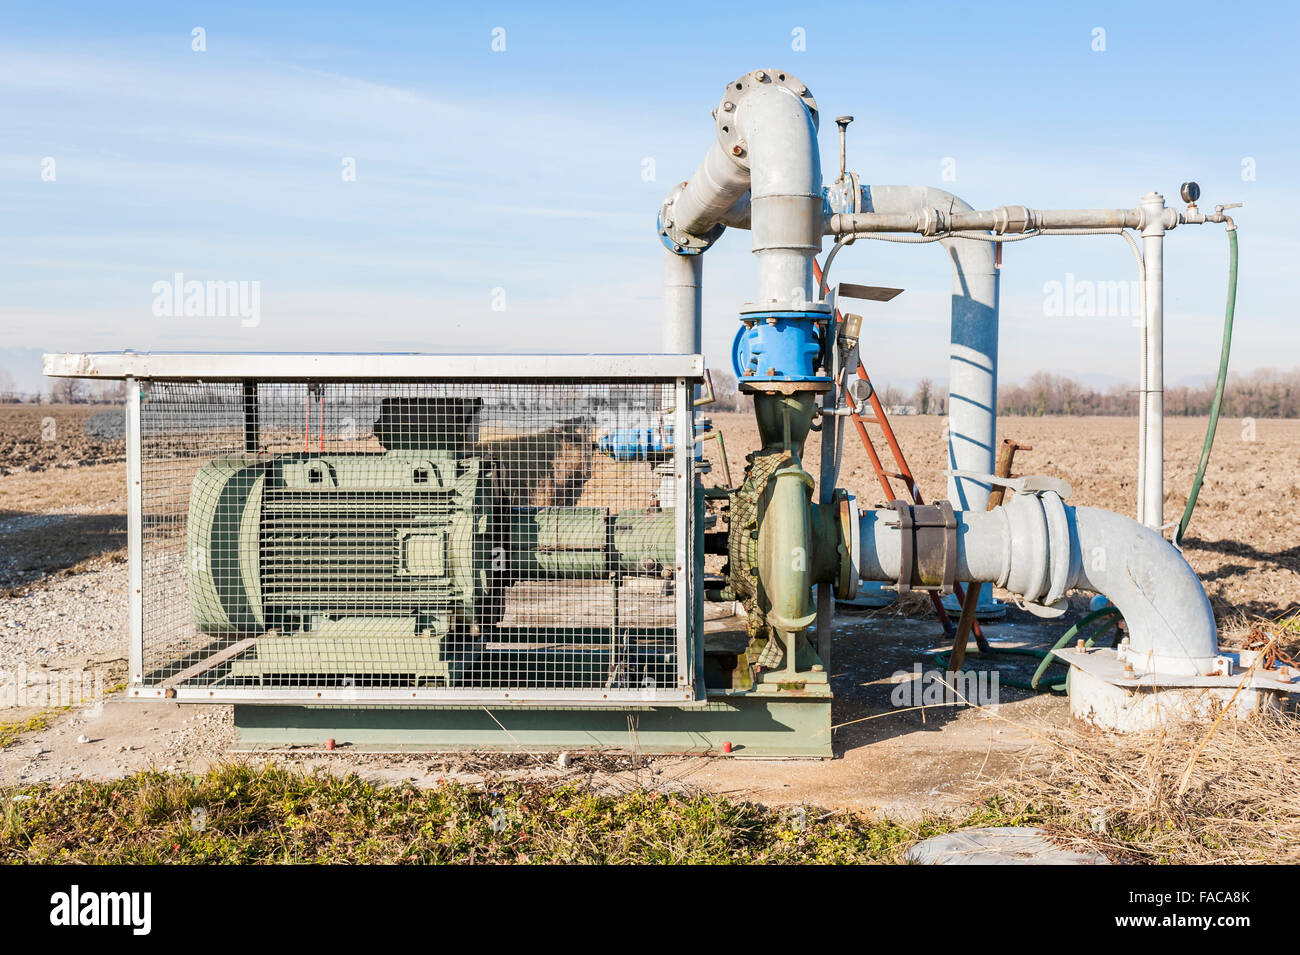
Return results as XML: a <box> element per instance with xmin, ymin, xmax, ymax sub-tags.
<box><xmin>731</xmin><ymin>311</ymin><xmax>829</xmax><ymax>384</ymax></box>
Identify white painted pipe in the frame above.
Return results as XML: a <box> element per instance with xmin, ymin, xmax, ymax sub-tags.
<box><xmin>857</xmin><ymin>491</ymin><xmax>1218</xmax><ymax>676</ymax></box>
<box><xmin>1138</xmin><ymin>192</ymin><xmax>1167</xmax><ymax>529</ymax></box>
<box><xmin>856</xmin><ymin>185</ymin><xmax>999</xmax><ymax>510</ymax></box>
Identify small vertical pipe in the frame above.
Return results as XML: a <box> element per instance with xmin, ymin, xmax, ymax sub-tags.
<box><xmin>663</xmin><ymin>251</ymin><xmax>703</xmax><ymax>356</ymax></box>
<box><xmin>816</xmin><ymin>308</ymin><xmax>839</xmax><ymax>670</ymax></box>
<box><xmin>125</xmin><ymin>376</ymin><xmax>144</xmax><ymax>687</ymax></box>
<box><xmin>1140</xmin><ymin>193</ymin><xmax>1167</xmax><ymax>529</ymax></box>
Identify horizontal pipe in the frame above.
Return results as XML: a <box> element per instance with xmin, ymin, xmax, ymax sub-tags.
<box><xmin>858</xmin><ymin>491</ymin><xmax>1218</xmax><ymax>676</ymax></box>
<box><xmin>826</xmin><ymin>205</ymin><xmax>1181</xmax><ymax>237</ymax></box>
<box><xmin>671</xmin><ymin>141</ymin><xmax>750</xmax><ymax>238</ymax></box>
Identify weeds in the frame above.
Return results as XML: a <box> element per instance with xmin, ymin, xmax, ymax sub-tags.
<box><xmin>0</xmin><ymin>763</ymin><xmax>998</xmax><ymax>864</ymax></box>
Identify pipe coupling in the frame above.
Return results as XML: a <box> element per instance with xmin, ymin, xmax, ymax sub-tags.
<box><xmin>996</xmin><ymin>489</ymin><xmax>1077</xmax><ymax>616</ymax></box>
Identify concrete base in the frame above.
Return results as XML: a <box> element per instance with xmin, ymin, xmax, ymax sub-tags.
<box><xmin>1068</xmin><ymin>664</ymin><xmax>1290</xmax><ymax>733</ymax></box>
<box><xmin>232</xmin><ymin>690</ymin><xmax>832</xmax><ymax>758</ymax></box>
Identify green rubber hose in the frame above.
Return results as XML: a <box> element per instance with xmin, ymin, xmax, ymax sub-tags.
<box><xmin>1028</xmin><ymin>606</ymin><xmax>1122</xmax><ymax>691</ymax></box>
<box><xmin>1175</xmin><ymin>227</ymin><xmax>1238</xmax><ymax>546</ymax></box>
<box><xmin>930</xmin><ymin>606</ymin><xmax>1121</xmax><ymax>693</ymax></box>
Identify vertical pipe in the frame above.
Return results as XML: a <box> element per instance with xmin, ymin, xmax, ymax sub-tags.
<box><xmin>125</xmin><ymin>375</ymin><xmax>144</xmax><ymax>687</ymax></box>
<box><xmin>944</xmin><ymin>240</ymin><xmax>1000</xmax><ymax>511</ymax></box>
<box><xmin>859</xmin><ymin>184</ymin><xmax>1001</xmax><ymax>615</ymax></box>
<box><xmin>1139</xmin><ymin>192</ymin><xmax>1166</xmax><ymax>529</ymax></box>
<box><xmin>856</xmin><ymin>186</ymin><xmax>1000</xmax><ymax>512</ymax></box>
<box><xmin>663</xmin><ymin>251</ymin><xmax>703</xmax><ymax>355</ymax></box>
<box><xmin>743</xmin><ymin>85</ymin><xmax>822</xmax><ymax>308</ymax></box>
<box><xmin>816</xmin><ymin>308</ymin><xmax>840</xmax><ymax>669</ymax></box>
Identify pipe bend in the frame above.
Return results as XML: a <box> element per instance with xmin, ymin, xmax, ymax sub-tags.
<box><xmin>1068</xmin><ymin>504</ymin><xmax>1218</xmax><ymax>675</ymax></box>
<box><xmin>856</xmin><ymin>497</ymin><xmax>1218</xmax><ymax>676</ymax></box>
<box><xmin>663</xmin><ymin>72</ymin><xmax>820</xmax><ymax>261</ymax></box>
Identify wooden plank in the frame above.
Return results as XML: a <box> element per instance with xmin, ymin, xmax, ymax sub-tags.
<box><xmin>161</xmin><ymin>637</ymin><xmax>258</xmax><ymax>687</ymax></box>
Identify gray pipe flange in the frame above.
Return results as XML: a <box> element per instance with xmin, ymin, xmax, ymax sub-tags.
<box><xmin>714</xmin><ymin>68</ymin><xmax>820</xmax><ymax>166</ymax></box>
<box><xmin>658</xmin><ymin>181</ymin><xmax>725</xmax><ymax>255</ymax></box>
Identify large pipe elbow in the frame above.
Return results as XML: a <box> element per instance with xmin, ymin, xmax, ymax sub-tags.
<box><xmin>857</xmin><ymin>493</ymin><xmax>1217</xmax><ymax>676</ymax></box>
<box><xmin>1068</xmin><ymin>505</ymin><xmax>1218</xmax><ymax>675</ymax></box>
<box><xmin>661</xmin><ymin>70</ymin><xmax>822</xmax><ymax>306</ymax></box>
<box><xmin>742</xmin><ymin>83</ymin><xmax>822</xmax><ymax>306</ymax></box>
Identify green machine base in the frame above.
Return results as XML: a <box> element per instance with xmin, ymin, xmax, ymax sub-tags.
<box><xmin>231</xmin><ymin>690</ymin><xmax>832</xmax><ymax>758</ymax></box>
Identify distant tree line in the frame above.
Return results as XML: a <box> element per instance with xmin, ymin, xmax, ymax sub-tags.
<box><xmin>998</xmin><ymin>369</ymin><xmax>1300</xmax><ymax>418</ymax></box>
<box><xmin>0</xmin><ymin>369</ymin><xmax>127</xmax><ymax>405</ymax></box>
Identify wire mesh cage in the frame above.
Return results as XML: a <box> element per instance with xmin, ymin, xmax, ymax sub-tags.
<box><xmin>112</xmin><ymin>361</ymin><xmax>698</xmax><ymax>705</ymax></box>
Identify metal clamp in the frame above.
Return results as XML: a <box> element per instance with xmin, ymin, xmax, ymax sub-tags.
<box><xmin>949</xmin><ymin>470</ymin><xmax>1073</xmax><ymax>502</ymax></box>
<box><xmin>888</xmin><ymin>500</ymin><xmax>958</xmax><ymax>595</ymax></box>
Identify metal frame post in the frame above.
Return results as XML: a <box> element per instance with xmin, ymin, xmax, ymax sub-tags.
<box><xmin>673</xmin><ymin>376</ymin><xmax>693</xmax><ymax>694</ymax></box>
<box><xmin>816</xmin><ymin>307</ymin><xmax>839</xmax><ymax>669</ymax></box>
<box><xmin>125</xmin><ymin>376</ymin><xmax>144</xmax><ymax>687</ymax></box>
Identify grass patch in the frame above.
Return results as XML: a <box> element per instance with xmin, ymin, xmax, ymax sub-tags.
<box><xmin>0</xmin><ymin>711</ymin><xmax>57</xmax><ymax>749</ymax></box>
<box><xmin>0</xmin><ymin>763</ymin><xmax>1026</xmax><ymax>865</ymax></box>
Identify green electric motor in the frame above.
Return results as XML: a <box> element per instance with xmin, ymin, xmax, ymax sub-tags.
<box><xmin>187</xmin><ymin>447</ymin><xmax>511</xmax><ymax>640</ymax></box>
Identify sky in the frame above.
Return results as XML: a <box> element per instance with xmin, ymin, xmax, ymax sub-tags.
<box><xmin>1</xmin><ymin>0</ymin><xmax>1296</xmax><ymax>395</ymax></box>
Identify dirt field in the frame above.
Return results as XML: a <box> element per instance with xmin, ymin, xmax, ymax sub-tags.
<box><xmin>1</xmin><ymin>404</ymin><xmax>1297</xmax><ymax>817</ymax></box>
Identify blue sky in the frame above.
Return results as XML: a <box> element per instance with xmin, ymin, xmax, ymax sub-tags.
<box><xmin>1</xmin><ymin>0</ymin><xmax>1296</xmax><ymax>394</ymax></box>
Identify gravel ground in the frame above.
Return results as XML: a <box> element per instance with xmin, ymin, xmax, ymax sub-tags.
<box><xmin>0</xmin><ymin>563</ymin><xmax>126</xmax><ymax>672</ymax></box>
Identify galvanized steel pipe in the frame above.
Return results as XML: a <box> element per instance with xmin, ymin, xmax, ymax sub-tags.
<box><xmin>851</xmin><ymin>186</ymin><xmax>1001</xmax><ymax>511</ymax></box>
<box><xmin>857</xmin><ymin>492</ymin><xmax>1219</xmax><ymax>676</ymax></box>
<box><xmin>1138</xmin><ymin>192</ymin><xmax>1168</xmax><ymax>530</ymax></box>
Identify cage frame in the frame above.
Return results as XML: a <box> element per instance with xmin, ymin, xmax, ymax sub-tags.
<box><xmin>45</xmin><ymin>352</ymin><xmax>705</xmax><ymax>708</ymax></box>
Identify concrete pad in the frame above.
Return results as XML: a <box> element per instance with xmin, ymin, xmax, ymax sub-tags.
<box><xmin>905</xmin><ymin>826</ymin><xmax>1109</xmax><ymax>865</ymax></box>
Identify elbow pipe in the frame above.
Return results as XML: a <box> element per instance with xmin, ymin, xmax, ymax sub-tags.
<box><xmin>660</xmin><ymin>70</ymin><xmax>823</xmax><ymax>308</ymax></box>
<box><xmin>853</xmin><ymin>185</ymin><xmax>1000</xmax><ymax>511</ymax></box>
<box><xmin>857</xmin><ymin>491</ymin><xmax>1218</xmax><ymax>676</ymax></box>
<box><xmin>743</xmin><ymin>83</ymin><xmax>823</xmax><ymax>307</ymax></box>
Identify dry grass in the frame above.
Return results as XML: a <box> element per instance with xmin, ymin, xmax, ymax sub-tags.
<box><xmin>993</xmin><ymin>707</ymin><xmax>1300</xmax><ymax>863</ymax></box>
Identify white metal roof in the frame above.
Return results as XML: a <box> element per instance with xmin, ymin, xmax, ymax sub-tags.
<box><xmin>43</xmin><ymin>352</ymin><xmax>704</xmax><ymax>381</ymax></box>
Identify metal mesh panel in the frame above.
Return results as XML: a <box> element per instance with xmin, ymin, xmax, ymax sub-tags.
<box><xmin>136</xmin><ymin>378</ymin><xmax>692</xmax><ymax>703</ymax></box>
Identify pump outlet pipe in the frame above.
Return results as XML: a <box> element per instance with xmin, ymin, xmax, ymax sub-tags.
<box><xmin>857</xmin><ymin>490</ymin><xmax>1218</xmax><ymax>676</ymax></box>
